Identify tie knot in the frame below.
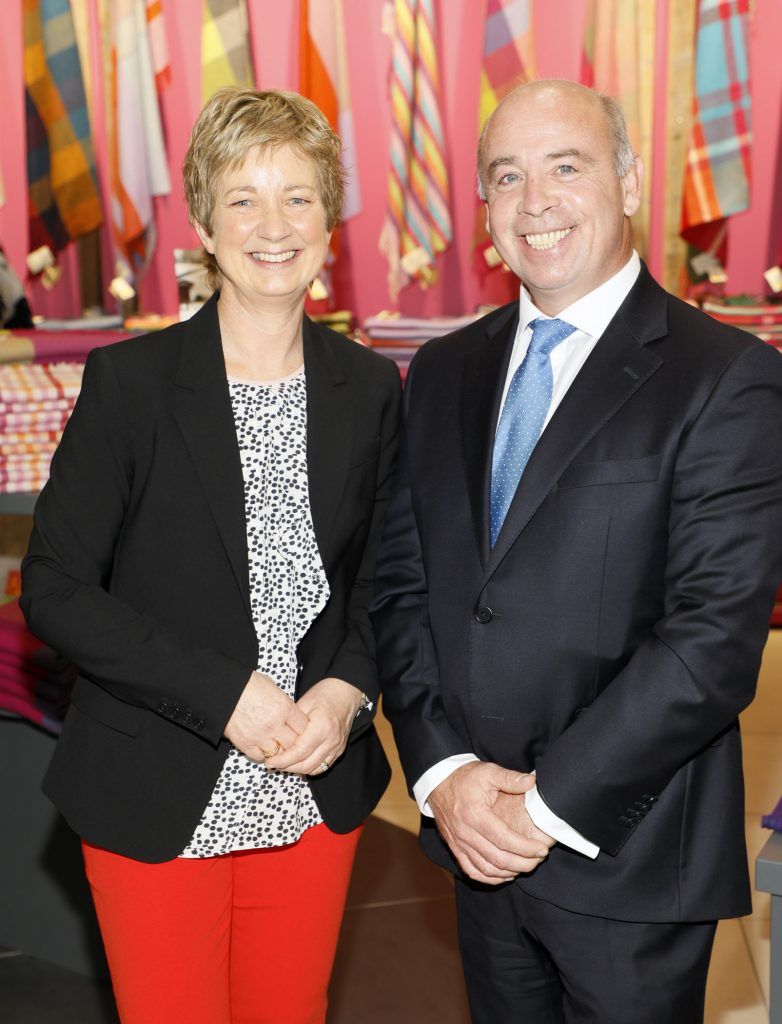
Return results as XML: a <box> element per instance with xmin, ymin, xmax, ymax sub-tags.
<box><xmin>528</xmin><ymin>317</ymin><xmax>576</xmax><ymax>356</ymax></box>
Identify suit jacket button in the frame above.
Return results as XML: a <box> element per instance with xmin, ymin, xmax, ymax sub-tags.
<box><xmin>475</xmin><ymin>606</ymin><xmax>493</xmax><ymax>624</ymax></box>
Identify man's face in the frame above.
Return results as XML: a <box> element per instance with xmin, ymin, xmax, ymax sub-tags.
<box><xmin>482</xmin><ymin>85</ymin><xmax>642</xmax><ymax>315</ymax></box>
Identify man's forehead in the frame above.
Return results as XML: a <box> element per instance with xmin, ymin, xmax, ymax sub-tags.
<box><xmin>485</xmin><ymin>100</ymin><xmax>609</xmax><ymax>158</ymax></box>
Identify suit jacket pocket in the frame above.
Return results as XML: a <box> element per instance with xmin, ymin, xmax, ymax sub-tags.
<box><xmin>70</xmin><ymin>676</ymin><xmax>143</xmax><ymax>737</ymax></box>
<box><xmin>558</xmin><ymin>455</ymin><xmax>662</xmax><ymax>489</ymax></box>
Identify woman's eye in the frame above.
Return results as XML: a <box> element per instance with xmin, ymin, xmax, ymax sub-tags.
<box><xmin>232</xmin><ymin>198</ymin><xmax>252</xmax><ymax>207</ymax></box>
<box><xmin>288</xmin><ymin>197</ymin><xmax>309</xmax><ymax>206</ymax></box>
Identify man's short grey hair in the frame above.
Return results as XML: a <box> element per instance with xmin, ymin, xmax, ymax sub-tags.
<box><xmin>476</xmin><ymin>83</ymin><xmax>636</xmax><ymax>200</ymax></box>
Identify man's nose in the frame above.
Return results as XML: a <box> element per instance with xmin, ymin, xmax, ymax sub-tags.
<box><xmin>517</xmin><ymin>176</ymin><xmax>557</xmax><ymax>217</ymax></box>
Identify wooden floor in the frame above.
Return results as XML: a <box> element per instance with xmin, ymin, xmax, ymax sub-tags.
<box><xmin>1</xmin><ymin>632</ymin><xmax>779</xmax><ymax>1022</ymax></box>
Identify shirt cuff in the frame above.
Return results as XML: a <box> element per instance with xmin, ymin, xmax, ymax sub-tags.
<box><xmin>526</xmin><ymin>783</ymin><xmax>600</xmax><ymax>859</ymax></box>
<box><xmin>413</xmin><ymin>754</ymin><xmax>480</xmax><ymax>816</ymax></box>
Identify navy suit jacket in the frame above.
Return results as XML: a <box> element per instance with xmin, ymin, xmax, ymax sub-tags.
<box><xmin>371</xmin><ymin>265</ymin><xmax>782</xmax><ymax>922</ymax></box>
<box><xmin>21</xmin><ymin>294</ymin><xmax>401</xmax><ymax>862</ymax></box>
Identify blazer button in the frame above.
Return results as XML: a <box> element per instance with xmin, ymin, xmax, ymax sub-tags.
<box><xmin>475</xmin><ymin>606</ymin><xmax>493</xmax><ymax>624</ymax></box>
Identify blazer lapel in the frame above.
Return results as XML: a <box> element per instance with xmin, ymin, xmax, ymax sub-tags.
<box><xmin>172</xmin><ymin>295</ymin><xmax>253</xmax><ymax>623</ymax></box>
<box><xmin>303</xmin><ymin>317</ymin><xmax>352</xmax><ymax>573</ymax></box>
<box><xmin>460</xmin><ymin>303</ymin><xmax>518</xmax><ymax>568</ymax></box>
<box><xmin>486</xmin><ymin>265</ymin><xmax>668</xmax><ymax>579</ymax></box>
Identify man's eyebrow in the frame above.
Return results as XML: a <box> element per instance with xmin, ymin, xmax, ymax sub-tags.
<box><xmin>486</xmin><ymin>156</ymin><xmax>517</xmax><ymax>178</ymax></box>
<box><xmin>547</xmin><ymin>148</ymin><xmax>597</xmax><ymax>165</ymax></box>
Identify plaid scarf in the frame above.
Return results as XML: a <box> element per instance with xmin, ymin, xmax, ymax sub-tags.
<box><xmin>24</xmin><ymin>0</ymin><xmax>102</xmax><ymax>255</ymax></box>
<box><xmin>681</xmin><ymin>0</ymin><xmax>752</xmax><ymax>261</ymax></box>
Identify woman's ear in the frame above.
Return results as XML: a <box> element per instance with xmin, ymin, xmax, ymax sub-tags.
<box><xmin>193</xmin><ymin>221</ymin><xmax>215</xmax><ymax>255</ymax></box>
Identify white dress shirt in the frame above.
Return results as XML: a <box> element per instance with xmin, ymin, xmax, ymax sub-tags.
<box><xmin>412</xmin><ymin>251</ymin><xmax>642</xmax><ymax>860</ymax></box>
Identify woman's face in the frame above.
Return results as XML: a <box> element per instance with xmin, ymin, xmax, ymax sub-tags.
<box><xmin>196</xmin><ymin>143</ymin><xmax>331</xmax><ymax>309</ymax></box>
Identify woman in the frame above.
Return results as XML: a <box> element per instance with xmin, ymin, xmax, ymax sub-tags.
<box><xmin>20</xmin><ymin>88</ymin><xmax>401</xmax><ymax>1024</ymax></box>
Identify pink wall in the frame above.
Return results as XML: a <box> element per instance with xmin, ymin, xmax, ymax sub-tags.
<box><xmin>0</xmin><ymin>0</ymin><xmax>779</xmax><ymax>322</ymax></box>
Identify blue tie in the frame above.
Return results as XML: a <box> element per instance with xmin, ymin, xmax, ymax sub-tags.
<box><xmin>490</xmin><ymin>317</ymin><xmax>576</xmax><ymax>547</ymax></box>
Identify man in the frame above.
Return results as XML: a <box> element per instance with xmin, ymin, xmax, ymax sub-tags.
<box><xmin>370</xmin><ymin>79</ymin><xmax>782</xmax><ymax>1023</ymax></box>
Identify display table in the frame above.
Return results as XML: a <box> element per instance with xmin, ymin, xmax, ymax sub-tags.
<box><xmin>756</xmin><ymin>831</ymin><xmax>782</xmax><ymax>1022</ymax></box>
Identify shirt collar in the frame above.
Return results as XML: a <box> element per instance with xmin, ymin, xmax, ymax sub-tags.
<box><xmin>518</xmin><ymin>251</ymin><xmax>641</xmax><ymax>340</ymax></box>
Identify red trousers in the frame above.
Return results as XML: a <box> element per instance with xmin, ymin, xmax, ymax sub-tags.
<box><xmin>82</xmin><ymin>823</ymin><xmax>362</xmax><ymax>1024</ymax></box>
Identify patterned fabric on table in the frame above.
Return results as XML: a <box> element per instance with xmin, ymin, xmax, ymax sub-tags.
<box><xmin>201</xmin><ymin>0</ymin><xmax>254</xmax><ymax>104</ymax></box>
<box><xmin>181</xmin><ymin>369</ymin><xmax>327</xmax><ymax>857</ymax></box>
<box><xmin>0</xmin><ymin>363</ymin><xmax>84</xmax><ymax>405</ymax></box>
<box><xmin>0</xmin><ymin>362</ymin><xmax>82</xmax><ymax>493</ymax></box>
<box><xmin>681</xmin><ymin>0</ymin><xmax>751</xmax><ymax>260</ymax></box>
<box><xmin>379</xmin><ymin>0</ymin><xmax>452</xmax><ymax>299</ymax></box>
<box><xmin>24</xmin><ymin>0</ymin><xmax>103</xmax><ymax>254</ymax></box>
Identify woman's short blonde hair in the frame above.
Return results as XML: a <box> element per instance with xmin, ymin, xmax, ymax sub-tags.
<box><xmin>183</xmin><ymin>87</ymin><xmax>345</xmax><ymax>289</ymax></box>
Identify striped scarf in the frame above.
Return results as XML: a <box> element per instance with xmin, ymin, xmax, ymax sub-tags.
<box><xmin>379</xmin><ymin>0</ymin><xmax>452</xmax><ymax>300</ymax></box>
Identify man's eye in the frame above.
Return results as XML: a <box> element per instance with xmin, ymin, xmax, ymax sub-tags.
<box><xmin>556</xmin><ymin>165</ymin><xmax>576</xmax><ymax>175</ymax></box>
<box><xmin>497</xmin><ymin>172</ymin><xmax>520</xmax><ymax>186</ymax></box>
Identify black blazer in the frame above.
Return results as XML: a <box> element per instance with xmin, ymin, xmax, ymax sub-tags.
<box><xmin>21</xmin><ymin>295</ymin><xmax>402</xmax><ymax>862</ymax></box>
<box><xmin>372</xmin><ymin>265</ymin><xmax>782</xmax><ymax>922</ymax></box>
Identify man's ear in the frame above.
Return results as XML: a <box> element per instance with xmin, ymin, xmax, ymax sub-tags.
<box><xmin>622</xmin><ymin>156</ymin><xmax>643</xmax><ymax>218</ymax></box>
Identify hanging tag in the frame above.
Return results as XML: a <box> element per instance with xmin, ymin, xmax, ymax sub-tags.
<box><xmin>706</xmin><ymin>266</ymin><xmax>728</xmax><ymax>285</ymax></box>
<box><xmin>26</xmin><ymin>245</ymin><xmax>55</xmax><ymax>275</ymax></box>
<box><xmin>483</xmin><ymin>245</ymin><xmax>508</xmax><ymax>270</ymax></box>
<box><xmin>689</xmin><ymin>251</ymin><xmax>723</xmax><ymax>278</ymax></box>
<box><xmin>400</xmin><ymin>246</ymin><xmax>431</xmax><ymax>276</ymax></box>
<box><xmin>109</xmin><ymin>276</ymin><xmax>136</xmax><ymax>302</ymax></box>
<box><xmin>41</xmin><ymin>265</ymin><xmax>61</xmax><ymax>290</ymax></box>
<box><xmin>763</xmin><ymin>265</ymin><xmax>782</xmax><ymax>294</ymax></box>
<box><xmin>308</xmin><ymin>277</ymin><xmax>329</xmax><ymax>301</ymax></box>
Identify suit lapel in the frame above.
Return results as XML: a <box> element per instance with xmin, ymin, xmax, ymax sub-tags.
<box><xmin>172</xmin><ymin>295</ymin><xmax>252</xmax><ymax>623</ymax></box>
<box><xmin>460</xmin><ymin>303</ymin><xmax>518</xmax><ymax>568</ymax></box>
<box><xmin>486</xmin><ymin>265</ymin><xmax>668</xmax><ymax>579</ymax></box>
<box><xmin>303</xmin><ymin>316</ymin><xmax>352</xmax><ymax>574</ymax></box>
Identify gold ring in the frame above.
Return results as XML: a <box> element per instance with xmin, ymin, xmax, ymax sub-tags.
<box><xmin>261</xmin><ymin>740</ymin><xmax>282</xmax><ymax>758</ymax></box>
<box><xmin>319</xmin><ymin>760</ymin><xmax>330</xmax><ymax>773</ymax></box>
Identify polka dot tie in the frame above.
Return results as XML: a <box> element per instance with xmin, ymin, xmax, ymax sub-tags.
<box><xmin>490</xmin><ymin>317</ymin><xmax>576</xmax><ymax>547</ymax></box>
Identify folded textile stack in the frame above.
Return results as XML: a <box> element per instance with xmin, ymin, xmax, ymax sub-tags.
<box><xmin>0</xmin><ymin>600</ymin><xmax>76</xmax><ymax>734</ymax></box>
<box><xmin>361</xmin><ymin>312</ymin><xmax>485</xmax><ymax>378</ymax></box>
<box><xmin>309</xmin><ymin>310</ymin><xmax>354</xmax><ymax>335</ymax></box>
<box><xmin>0</xmin><ymin>327</ymin><xmax>132</xmax><ymax>365</ymax></box>
<box><xmin>0</xmin><ymin>362</ymin><xmax>84</xmax><ymax>493</ymax></box>
<box><xmin>701</xmin><ymin>298</ymin><xmax>782</xmax><ymax>350</ymax></box>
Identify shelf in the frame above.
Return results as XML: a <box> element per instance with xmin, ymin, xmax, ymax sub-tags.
<box><xmin>0</xmin><ymin>493</ymin><xmax>38</xmax><ymax>516</ymax></box>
